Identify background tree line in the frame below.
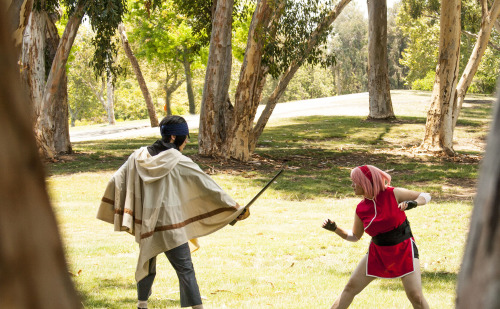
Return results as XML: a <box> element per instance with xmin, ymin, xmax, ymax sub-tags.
<box><xmin>64</xmin><ymin>0</ymin><xmax>499</xmax><ymax>127</ymax></box>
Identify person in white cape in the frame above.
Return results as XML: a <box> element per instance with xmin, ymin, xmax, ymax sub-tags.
<box><xmin>97</xmin><ymin>115</ymin><xmax>250</xmax><ymax>309</ymax></box>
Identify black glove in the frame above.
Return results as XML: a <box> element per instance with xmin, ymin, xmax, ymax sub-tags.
<box><xmin>405</xmin><ymin>200</ymin><xmax>418</xmax><ymax>210</ymax></box>
<box><xmin>322</xmin><ymin>219</ymin><xmax>337</xmax><ymax>232</ymax></box>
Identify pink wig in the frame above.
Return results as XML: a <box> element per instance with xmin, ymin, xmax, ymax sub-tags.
<box><xmin>350</xmin><ymin>165</ymin><xmax>391</xmax><ymax>199</ymax></box>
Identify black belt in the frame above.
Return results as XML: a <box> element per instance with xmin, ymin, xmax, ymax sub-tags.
<box><xmin>372</xmin><ymin>219</ymin><xmax>413</xmax><ymax>246</ymax></box>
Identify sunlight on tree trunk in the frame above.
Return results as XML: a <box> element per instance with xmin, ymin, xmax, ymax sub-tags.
<box><xmin>118</xmin><ymin>23</ymin><xmax>158</xmax><ymax>127</ymax></box>
<box><xmin>0</xmin><ymin>4</ymin><xmax>82</xmax><ymax>307</ymax></box>
<box><xmin>456</xmin><ymin>81</ymin><xmax>500</xmax><ymax>308</ymax></box>
<box><xmin>367</xmin><ymin>0</ymin><xmax>394</xmax><ymax>120</ymax></box>
<box><xmin>421</xmin><ymin>0</ymin><xmax>460</xmax><ymax>156</ymax></box>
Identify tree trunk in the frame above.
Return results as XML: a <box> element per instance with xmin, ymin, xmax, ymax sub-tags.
<box><xmin>106</xmin><ymin>73</ymin><xmax>116</xmax><ymax>125</ymax></box>
<box><xmin>452</xmin><ymin>0</ymin><xmax>500</xmax><ymax>129</ymax></box>
<box><xmin>21</xmin><ymin>10</ymin><xmax>46</xmax><ymax>123</ymax></box>
<box><xmin>0</xmin><ymin>4</ymin><xmax>82</xmax><ymax>307</ymax></box>
<box><xmin>182</xmin><ymin>48</ymin><xmax>196</xmax><ymax>115</ymax></box>
<box><xmin>198</xmin><ymin>0</ymin><xmax>234</xmax><ymax>157</ymax></box>
<box><xmin>367</xmin><ymin>0</ymin><xmax>394</xmax><ymax>119</ymax></box>
<box><xmin>7</xmin><ymin>0</ymin><xmax>33</xmax><ymax>58</ymax></box>
<box><xmin>334</xmin><ymin>65</ymin><xmax>342</xmax><ymax>95</ymax></box>
<box><xmin>165</xmin><ymin>89</ymin><xmax>172</xmax><ymax>116</ymax></box>
<box><xmin>38</xmin><ymin>0</ymin><xmax>85</xmax><ymax>159</ymax></box>
<box><xmin>250</xmin><ymin>0</ymin><xmax>351</xmax><ymax>155</ymax></box>
<box><xmin>421</xmin><ymin>0</ymin><xmax>461</xmax><ymax>155</ymax></box>
<box><xmin>118</xmin><ymin>23</ymin><xmax>158</xmax><ymax>127</ymax></box>
<box><xmin>164</xmin><ymin>69</ymin><xmax>185</xmax><ymax>116</ymax></box>
<box><xmin>200</xmin><ymin>0</ymin><xmax>351</xmax><ymax>161</ymax></box>
<box><xmin>46</xmin><ymin>14</ymin><xmax>71</xmax><ymax>154</ymax></box>
<box><xmin>228</xmin><ymin>0</ymin><xmax>273</xmax><ymax>161</ymax></box>
<box><xmin>455</xmin><ymin>81</ymin><xmax>500</xmax><ymax>308</ymax></box>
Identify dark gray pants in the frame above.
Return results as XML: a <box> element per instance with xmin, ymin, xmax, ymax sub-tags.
<box><xmin>137</xmin><ymin>242</ymin><xmax>202</xmax><ymax>307</ymax></box>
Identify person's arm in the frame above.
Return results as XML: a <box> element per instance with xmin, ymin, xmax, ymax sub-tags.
<box><xmin>393</xmin><ymin>187</ymin><xmax>431</xmax><ymax>211</ymax></box>
<box><xmin>322</xmin><ymin>214</ymin><xmax>364</xmax><ymax>242</ymax></box>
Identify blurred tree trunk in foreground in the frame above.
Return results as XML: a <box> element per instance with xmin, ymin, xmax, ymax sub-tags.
<box><xmin>0</xmin><ymin>4</ymin><xmax>81</xmax><ymax>308</ymax></box>
<box><xmin>456</xmin><ymin>81</ymin><xmax>500</xmax><ymax>308</ymax></box>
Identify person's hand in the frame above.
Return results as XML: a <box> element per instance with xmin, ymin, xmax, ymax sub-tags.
<box><xmin>322</xmin><ymin>219</ymin><xmax>337</xmax><ymax>232</ymax></box>
<box><xmin>398</xmin><ymin>200</ymin><xmax>417</xmax><ymax>211</ymax></box>
<box><xmin>236</xmin><ymin>207</ymin><xmax>250</xmax><ymax>221</ymax></box>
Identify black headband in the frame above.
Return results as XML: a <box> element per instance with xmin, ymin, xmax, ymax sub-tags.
<box><xmin>160</xmin><ymin>122</ymin><xmax>189</xmax><ymax>138</ymax></box>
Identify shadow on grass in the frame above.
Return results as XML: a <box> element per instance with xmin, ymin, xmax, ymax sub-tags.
<box><xmin>78</xmin><ymin>278</ymin><xmax>181</xmax><ymax>308</ymax></box>
<box><xmin>374</xmin><ymin>270</ymin><xmax>457</xmax><ymax>293</ymax></box>
<box><xmin>49</xmin><ymin>113</ymin><xmax>486</xmax><ymax>200</ymax></box>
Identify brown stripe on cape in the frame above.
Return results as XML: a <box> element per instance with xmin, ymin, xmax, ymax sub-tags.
<box><xmin>102</xmin><ymin>197</ymin><xmax>115</xmax><ymax>205</ymax></box>
<box><xmin>140</xmin><ymin>207</ymin><xmax>238</xmax><ymax>239</ymax></box>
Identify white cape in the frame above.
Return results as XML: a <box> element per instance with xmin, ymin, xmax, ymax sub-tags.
<box><xmin>97</xmin><ymin>147</ymin><xmax>244</xmax><ymax>281</ymax></box>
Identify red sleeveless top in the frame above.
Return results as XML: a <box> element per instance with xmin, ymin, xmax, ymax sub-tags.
<box><xmin>356</xmin><ymin>187</ymin><xmax>416</xmax><ymax>278</ymax></box>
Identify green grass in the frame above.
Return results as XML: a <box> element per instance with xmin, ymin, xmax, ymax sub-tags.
<box><xmin>47</xmin><ymin>92</ymin><xmax>494</xmax><ymax>308</ymax></box>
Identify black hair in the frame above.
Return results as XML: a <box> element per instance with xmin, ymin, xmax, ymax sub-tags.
<box><xmin>159</xmin><ymin>115</ymin><xmax>188</xmax><ymax>149</ymax></box>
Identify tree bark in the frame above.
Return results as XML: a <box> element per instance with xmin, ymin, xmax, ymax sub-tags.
<box><xmin>455</xmin><ymin>81</ymin><xmax>500</xmax><ymax>308</ymax></box>
<box><xmin>106</xmin><ymin>72</ymin><xmax>116</xmax><ymax>125</ymax></box>
<box><xmin>7</xmin><ymin>0</ymin><xmax>33</xmax><ymax>58</ymax></box>
<box><xmin>228</xmin><ymin>0</ymin><xmax>273</xmax><ymax>160</ymax></box>
<box><xmin>118</xmin><ymin>23</ymin><xmax>159</xmax><ymax>127</ymax></box>
<box><xmin>452</xmin><ymin>0</ymin><xmax>500</xmax><ymax>129</ymax></box>
<box><xmin>163</xmin><ymin>68</ymin><xmax>184</xmax><ymax>116</ymax></box>
<box><xmin>0</xmin><ymin>4</ymin><xmax>82</xmax><ymax>307</ymax></box>
<box><xmin>38</xmin><ymin>0</ymin><xmax>85</xmax><ymax>158</ymax></box>
<box><xmin>198</xmin><ymin>0</ymin><xmax>234</xmax><ymax>157</ymax></box>
<box><xmin>199</xmin><ymin>0</ymin><xmax>351</xmax><ymax>161</ymax></box>
<box><xmin>421</xmin><ymin>0</ymin><xmax>461</xmax><ymax>155</ymax></box>
<box><xmin>46</xmin><ymin>14</ymin><xmax>71</xmax><ymax>154</ymax></box>
<box><xmin>181</xmin><ymin>47</ymin><xmax>196</xmax><ymax>115</ymax></box>
<box><xmin>367</xmin><ymin>0</ymin><xmax>394</xmax><ymax>119</ymax></box>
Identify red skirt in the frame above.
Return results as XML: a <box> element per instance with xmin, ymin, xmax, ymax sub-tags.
<box><xmin>366</xmin><ymin>238</ymin><xmax>415</xmax><ymax>278</ymax></box>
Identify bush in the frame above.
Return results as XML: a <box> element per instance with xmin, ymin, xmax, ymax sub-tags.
<box><xmin>411</xmin><ymin>70</ymin><xmax>435</xmax><ymax>91</ymax></box>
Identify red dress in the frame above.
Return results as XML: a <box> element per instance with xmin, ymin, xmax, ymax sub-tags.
<box><xmin>356</xmin><ymin>187</ymin><xmax>416</xmax><ymax>278</ymax></box>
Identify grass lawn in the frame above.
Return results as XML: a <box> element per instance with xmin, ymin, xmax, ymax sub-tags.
<box><xmin>47</xmin><ymin>92</ymin><xmax>494</xmax><ymax>308</ymax></box>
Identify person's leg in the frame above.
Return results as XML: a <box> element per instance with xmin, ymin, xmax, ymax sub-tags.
<box><xmin>165</xmin><ymin>243</ymin><xmax>202</xmax><ymax>308</ymax></box>
<box><xmin>137</xmin><ymin>257</ymin><xmax>157</xmax><ymax>308</ymax></box>
<box><xmin>401</xmin><ymin>258</ymin><xmax>429</xmax><ymax>309</ymax></box>
<box><xmin>330</xmin><ymin>255</ymin><xmax>376</xmax><ymax>309</ymax></box>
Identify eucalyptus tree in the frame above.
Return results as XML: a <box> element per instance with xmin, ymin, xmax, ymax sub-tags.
<box><xmin>0</xmin><ymin>4</ymin><xmax>81</xmax><ymax>307</ymax></box>
<box><xmin>184</xmin><ymin>0</ymin><xmax>350</xmax><ymax>161</ymax></box>
<box><xmin>10</xmin><ymin>0</ymin><xmax>126</xmax><ymax>158</ymax></box>
<box><xmin>118</xmin><ymin>23</ymin><xmax>158</xmax><ymax>126</ymax></box>
<box><xmin>367</xmin><ymin>0</ymin><xmax>394</xmax><ymax>119</ymax></box>
<box><xmin>401</xmin><ymin>0</ymin><xmax>500</xmax><ymax>155</ymax></box>
<box><xmin>127</xmin><ymin>0</ymin><xmax>205</xmax><ymax>115</ymax></box>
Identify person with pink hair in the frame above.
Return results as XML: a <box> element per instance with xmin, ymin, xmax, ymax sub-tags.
<box><xmin>322</xmin><ymin>165</ymin><xmax>431</xmax><ymax>309</ymax></box>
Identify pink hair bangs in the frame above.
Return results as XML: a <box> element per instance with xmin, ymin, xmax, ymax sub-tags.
<box><xmin>350</xmin><ymin>165</ymin><xmax>391</xmax><ymax>199</ymax></box>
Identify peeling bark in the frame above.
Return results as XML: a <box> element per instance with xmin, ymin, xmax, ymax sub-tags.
<box><xmin>421</xmin><ymin>0</ymin><xmax>461</xmax><ymax>155</ymax></box>
<box><xmin>199</xmin><ymin>0</ymin><xmax>234</xmax><ymax>157</ymax></box>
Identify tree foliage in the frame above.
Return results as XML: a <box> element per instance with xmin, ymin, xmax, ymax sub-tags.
<box><xmin>262</xmin><ymin>0</ymin><xmax>337</xmax><ymax>79</ymax></box>
<box><xmin>398</xmin><ymin>0</ymin><xmax>500</xmax><ymax>93</ymax></box>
